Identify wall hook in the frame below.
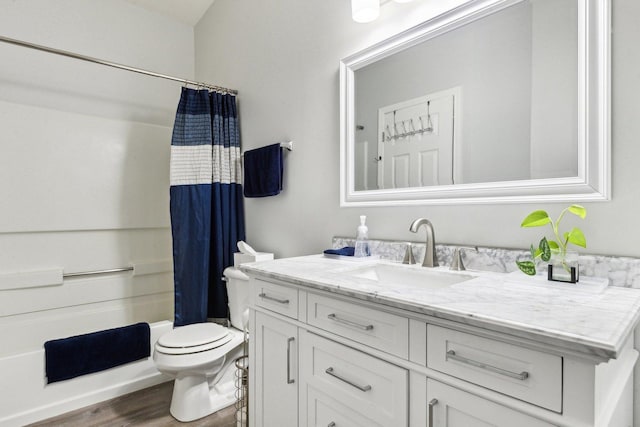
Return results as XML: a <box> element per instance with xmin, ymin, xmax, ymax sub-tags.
<box><xmin>425</xmin><ymin>101</ymin><xmax>434</xmax><ymax>132</ymax></box>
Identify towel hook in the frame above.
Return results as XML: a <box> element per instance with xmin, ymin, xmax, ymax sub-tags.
<box><xmin>425</xmin><ymin>101</ymin><xmax>434</xmax><ymax>132</ymax></box>
<box><xmin>385</xmin><ymin>124</ymin><xmax>392</xmax><ymax>142</ymax></box>
<box><xmin>392</xmin><ymin>110</ymin><xmax>400</xmax><ymax>140</ymax></box>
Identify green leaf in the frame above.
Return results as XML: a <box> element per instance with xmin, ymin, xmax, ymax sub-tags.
<box><xmin>568</xmin><ymin>204</ymin><xmax>587</xmax><ymax>219</ymax></box>
<box><xmin>521</xmin><ymin>210</ymin><xmax>551</xmax><ymax>227</ymax></box>
<box><xmin>547</xmin><ymin>240</ymin><xmax>560</xmax><ymax>250</ymax></box>
<box><xmin>565</xmin><ymin>227</ymin><xmax>587</xmax><ymax>248</ymax></box>
<box><xmin>516</xmin><ymin>260</ymin><xmax>537</xmax><ymax>276</ymax></box>
<box><xmin>539</xmin><ymin>237</ymin><xmax>551</xmax><ymax>262</ymax></box>
<box><xmin>529</xmin><ymin>244</ymin><xmax>536</xmax><ymax>259</ymax></box>
<box><xmin>533</xmin><ymin>247</ymin><xmax>543</xmax><ymax>259</ymax></box>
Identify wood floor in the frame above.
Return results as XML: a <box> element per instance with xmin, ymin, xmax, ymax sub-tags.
<box><xmin>27</xmin><ymin>381</ymin><xmax>238</xmax><ymax>427</ymax></box>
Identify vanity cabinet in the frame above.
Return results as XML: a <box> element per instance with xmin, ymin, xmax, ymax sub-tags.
<box><xmin>426</xmin><ymin>379</ymin><xmax>553</xmax><ymax>426</ymax></box>
<box><xmin>247</xmin><ymin>269</ymin><xmax>637</xmax><ymax>427</ymax></box>
<box><xmin>253</xmin><ymin>311</ymin><xmax>298</xmax><ymax>427</ymax></box>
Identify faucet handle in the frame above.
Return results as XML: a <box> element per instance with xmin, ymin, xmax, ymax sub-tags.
<box><xmin>450</xmin><ymin>246</ymin><xmax>478</xmax><ymax>271</ymax></box>
<box><xmin>403</xmin><ymin>243</ymin><xmax>416</xmax><ymax>265</ymax></box>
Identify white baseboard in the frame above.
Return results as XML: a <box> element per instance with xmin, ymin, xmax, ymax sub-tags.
<box><xmin>0</xmin><ymin>320</ymin><xmax>173</xmax><ymax>427</ymax></box>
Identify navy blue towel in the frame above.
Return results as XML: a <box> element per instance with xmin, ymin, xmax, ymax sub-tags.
<box><xmin>243</xmin><ymin>143</ymin><xmax>283</xmax><ymax>197</ymax></box>
<box><xmin>324</xmin><ymin>246</ymin><xmax>355</xmax><ymax>256</ymax></box>
<box><xmin>44</xmin><ymin>322</ymin><xmax>150</xmax><ymax>384</ymax></box>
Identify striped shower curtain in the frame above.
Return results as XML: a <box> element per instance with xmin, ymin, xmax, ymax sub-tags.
<box><xmin>169</xmin><ymin>88</ymin><xmax>245</xmax><ymax>327</ymax></box>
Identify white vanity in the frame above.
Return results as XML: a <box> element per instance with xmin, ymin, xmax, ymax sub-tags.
<box><xmin>242</xmin><ymin>256</ymin><xmax>640</xmax><ymax>427</ymax></box>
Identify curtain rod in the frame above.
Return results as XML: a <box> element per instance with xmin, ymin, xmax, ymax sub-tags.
<box><xmin>0</xmin><ymin>35</ymin><xmax>238</xmax><ymax>95</ymax></box>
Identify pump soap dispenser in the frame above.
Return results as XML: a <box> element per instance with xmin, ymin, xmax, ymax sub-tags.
<box><xmin>354</xmin><ymin>215</ymin><xmax>371</xmax><ymax>257</ymax></box>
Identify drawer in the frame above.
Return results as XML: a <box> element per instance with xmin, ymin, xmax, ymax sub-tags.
<box><xmin>427</xmin><ymin>379</ymin><xmax>554</xmax><ymax>426</ymax></box>
<box><xmin>252</xmin><ymin>279</ymin><xmax>298</xmax><ymax>319</ymax></box>
<box><xmin>300</xmin><ymin>330</ymin><xmax>408</xmax><ymax>427</ymax></box>
<box><xmin>307</xmin><ymin>292</ymin><xmax>408</xmax><ymax>358</ymax></box>
<box><xmin>305</xmin><ymin>387</ymin><xmax>384</xmax><ymax>427</ymax></box>
<box><xmin>427</xmin><ymin>324</ymin><xmax>562</xmax><ymax>412</ymax></box>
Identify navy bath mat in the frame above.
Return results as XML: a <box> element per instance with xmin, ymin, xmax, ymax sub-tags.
<box><xmin>44</xmin><ymin>322</ymin><xmax>150</xmax><ymax>384</ymax></box>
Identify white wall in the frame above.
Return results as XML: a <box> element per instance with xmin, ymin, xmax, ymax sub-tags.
<box><xmin>195</xmin><ymin>0</ymin><xmax>640</xmax><ymax>260</ymax></box>
<box><xmin>0</xmin><ymin>0</ymin><xmax>191</xmax><ymax>423</ymax></box>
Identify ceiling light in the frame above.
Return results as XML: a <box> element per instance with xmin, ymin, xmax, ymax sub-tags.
<box><xmin>352</xmin><ymin>0</ymin><xmax>380</xmax><ymax>23</ymax></box>
<box><xmin>352</xmin><ymin>0</ymin><xmax>417</xmax><ymax>23</ymax></box>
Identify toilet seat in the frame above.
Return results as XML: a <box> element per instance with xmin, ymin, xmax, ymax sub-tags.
<box><xmin>156</xmin><ymin>323</ymin><xmax>232</xmax><ymax>355</ymax></box>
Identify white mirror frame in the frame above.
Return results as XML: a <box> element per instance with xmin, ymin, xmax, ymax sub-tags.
<box><xmin>340</xmin><ymin>0</ymin><xmax>610</xmax><ymax>206</ymax></box>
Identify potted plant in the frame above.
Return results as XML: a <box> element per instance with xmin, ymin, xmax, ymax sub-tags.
<box><xmin>516</xmin><ymin>204</ymin><xmax>587</xmax><ymax>283</ymax></box>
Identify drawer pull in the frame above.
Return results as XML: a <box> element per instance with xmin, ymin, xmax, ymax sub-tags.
<box><xmin>259</xmin><ymin>292</ymin><xmax>290</xmax><ymax>305</ymax></box>
<box><xmin>327</xmin><ymin>313</ymin><xmax>374</xmax><ymax>331</ymax></box>
<box><xmin>325</xmin><ymin>367</ymin><xmax>372</xmax><ymax>392</ymax></box>
<box><xmin>287</xmin><ymin>337</ymin><xmax>295</xmax><ymax>384</ymax></box>
<box><xmin>428</xmin><ymin>398</ymin><xmax>438</xmax><ymax>427</ymax></box>
<box><xmin>446</xmin><ymin>350</ymin><xmax>529</xmax><ymax>381</ymax></box>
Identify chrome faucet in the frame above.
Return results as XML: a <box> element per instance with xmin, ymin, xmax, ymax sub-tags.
<box><xmin>409</xmin><ymin>218</ymin><xmax>438</xmax><ymax>268</ymax></box>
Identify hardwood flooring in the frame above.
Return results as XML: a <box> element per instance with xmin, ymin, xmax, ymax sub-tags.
<box><xmin>27</xmin><ymin>381</ymin><xmax>238</xmax><ymax>427</ymax></box>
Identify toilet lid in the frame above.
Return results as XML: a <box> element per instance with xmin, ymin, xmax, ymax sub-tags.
<box><xmin>157</xmin><ymin>323</ymin><xmax>230</xmax><ymax>352</ymax></box>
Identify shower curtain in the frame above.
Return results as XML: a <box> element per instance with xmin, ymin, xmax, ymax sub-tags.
<box><xmin>169</xmin><ymin>88</ymin><xmax>245</xmax><ymax>327</ymax></box>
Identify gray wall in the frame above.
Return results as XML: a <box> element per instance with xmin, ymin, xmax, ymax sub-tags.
<box><xmin>195</xmin><ymin>0</ymin><xmax>640</xmax><ymax>259</ymax></box>
<box><xmin>355</xmin><ymin>1</ymin><xmax>533</xmax><ymax>187</ymax></box>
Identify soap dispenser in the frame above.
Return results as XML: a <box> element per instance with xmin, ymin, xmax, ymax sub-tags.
<box><xmin>354</xmin><ymin>215</ymin><xmax>371</xmax><ymax>257</ymax></box>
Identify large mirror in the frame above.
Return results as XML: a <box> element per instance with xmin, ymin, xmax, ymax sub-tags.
<box><xmin>340</xmin><ymin>0</ymin><xmax>610</xmax><ymax>206</ymax></box>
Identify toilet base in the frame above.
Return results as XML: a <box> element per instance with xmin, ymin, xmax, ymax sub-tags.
<box><xmin>170</xmin><ymin>371</ymin><xmax>237</xmax><ymax>422</ymax></box>
<box><xmin>167</xmin><ymin>340</ymin><xmax>245</xmax><ymax>423</ymax></box>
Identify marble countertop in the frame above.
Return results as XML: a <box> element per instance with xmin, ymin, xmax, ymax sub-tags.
<box><xmin>240</xmin><ymin>255</ymin><xmax>640</xmax><ymax>360</ymax></box>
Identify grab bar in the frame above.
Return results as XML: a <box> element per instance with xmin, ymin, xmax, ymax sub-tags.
<box><xmin>63</xmin><ymin>266</ymin><xmax>134</xmax><ymax>278</ymax></box>
<box><xmin>2</xmin><ymin>261</ymin><xmax>171</xmax><ymax>291</ymax></box>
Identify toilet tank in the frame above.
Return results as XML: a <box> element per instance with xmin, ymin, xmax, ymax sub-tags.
<box><xmin>223</xmin><ymin>267</ymin><xmax>249</xmax><ymax>330</ymax></box>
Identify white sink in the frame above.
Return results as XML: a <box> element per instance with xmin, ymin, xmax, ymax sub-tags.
<box><xmin>343</xmin><ymin>263</ymin><xmax>475</xmax><ymax>289</ymax></box>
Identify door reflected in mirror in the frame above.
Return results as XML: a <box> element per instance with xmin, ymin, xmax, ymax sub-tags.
<box><xmin>357</xmin><ymin>89</ymin><xmax>458</xmax><ymax>190</ymax></box>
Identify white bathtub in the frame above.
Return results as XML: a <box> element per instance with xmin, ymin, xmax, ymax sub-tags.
<box><xmin>0</xmin><ymin>320</ymin><xmax>174</xmax><ymax>427</ymax></box>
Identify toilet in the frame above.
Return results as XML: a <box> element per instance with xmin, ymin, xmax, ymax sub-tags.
<box><xmin>153</xmin><ymin>266</ymin><xmax>249</xmax><ymax>422</ymax></box>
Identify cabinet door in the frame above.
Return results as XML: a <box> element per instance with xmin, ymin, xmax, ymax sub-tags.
<box><xmin>299</xmin><ymin>330</ymin><xmax>408</xmax><ymax>427</ymax></box>
<box><xmin>426</xmin><ymin>379</ymin><xmax>554</xmax><ymax>427</ymax></box>
<box><xmin>254</xmin><ymin>311</ymin><xmax>298</xmax><ymax>427</ymax></box>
